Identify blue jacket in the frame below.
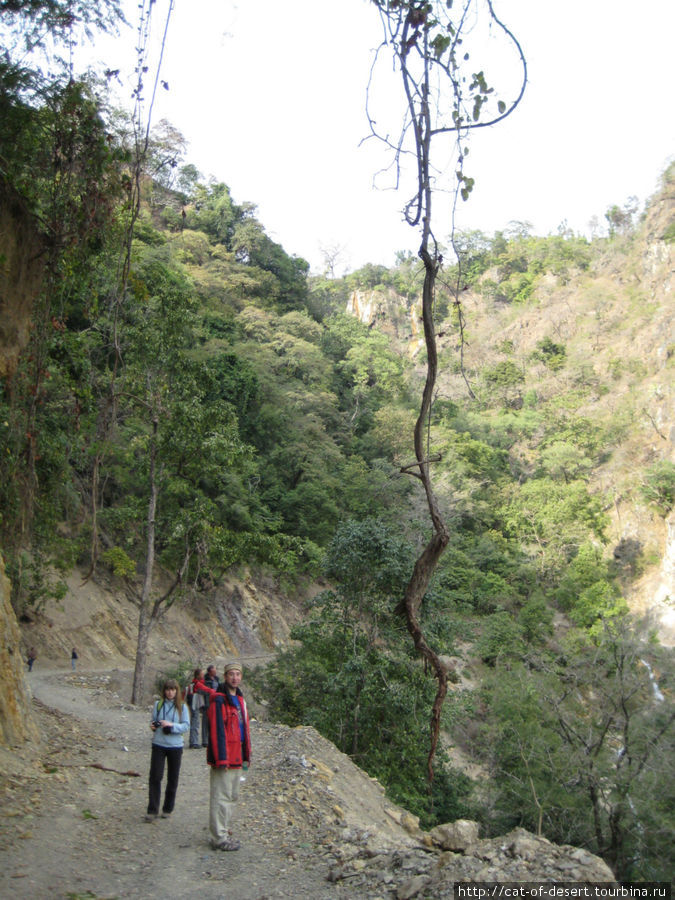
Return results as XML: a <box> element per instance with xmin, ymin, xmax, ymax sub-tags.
<box><xmin>150</xmin><ymin>699</ymin><xmax>189</xmax><ymax>749</ymax></box>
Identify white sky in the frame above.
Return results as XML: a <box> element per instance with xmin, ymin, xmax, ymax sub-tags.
<box><xmin>79</xmin><ymin>0</ymin><xmax>675</xmax><ymax>274</ymax></box>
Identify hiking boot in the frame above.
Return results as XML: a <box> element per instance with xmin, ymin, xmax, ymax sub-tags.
<box><xmin>212</xmin><ymin>838</ymin><xmax>240</xmax><ymax>851</ymax></box>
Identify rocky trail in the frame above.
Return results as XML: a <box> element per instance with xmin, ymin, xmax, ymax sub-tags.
<box><xmin>0</xmin><ymin>667</ymin><xmax>616</xmax><ymax>900</ymax></box>
<box><xmin>0</xmin><ymin>666</ymin><xmax>401</xmax><ymax>899</ymax></box>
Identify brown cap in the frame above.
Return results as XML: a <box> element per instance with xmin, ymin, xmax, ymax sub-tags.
<box><xmin>223</xmin><ymin>662</ymin><xmax>243</xmax><ymax>674</ymax></box>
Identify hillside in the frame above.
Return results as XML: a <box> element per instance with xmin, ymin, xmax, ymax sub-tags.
<box><xmin>15</xmin><ymin>563</ymin><xmax>310</xmax><ymax>701</ymax></box>
<box><xmin>346</xmin><ymin>167</ymin><xmax>675</xmax><ymax>645</ymax></box>
<box><xmin>5</xmin><ymin>170</ymin><xmax>672</xmax><ymax>887</ymax></box>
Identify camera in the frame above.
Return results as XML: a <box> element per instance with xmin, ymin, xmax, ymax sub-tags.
<box><xmin>152</xmin><ymin>720</ymin><xmax>171</xmax><ymax>733</ymax></box>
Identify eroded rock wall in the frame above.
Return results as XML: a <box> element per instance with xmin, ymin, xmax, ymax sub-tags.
<box><xmin>0</xmin><ymin>183</ymin><xmax>44</xmax><ymax>745</ymax></box>
<box><xmin>0</xmin><ymin>555</ymin><xmax>39</xmax><ymax>746</ymax></box>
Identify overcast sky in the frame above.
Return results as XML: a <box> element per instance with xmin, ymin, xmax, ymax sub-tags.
<box><xmin>80</xmin><ymin>0</ymin><xmax>675</xmax><ymax>274</ymax></box>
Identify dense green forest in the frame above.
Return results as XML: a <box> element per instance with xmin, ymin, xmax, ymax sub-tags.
<box><xmin>1</xmin><ymin>0</ymin><xmax>673</xmax><ymax>882</ymax></box>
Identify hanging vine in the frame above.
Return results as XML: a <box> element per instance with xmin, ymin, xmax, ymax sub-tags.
<box><xmin>368</xmin><ymin>0</ymin><xmax>527</xmax><ymax>785</ymax></box>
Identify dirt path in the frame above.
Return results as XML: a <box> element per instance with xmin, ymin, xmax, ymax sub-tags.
<box><xmin>0</xmin><ymin>666</ymin><xmax>364</xmax><ymax>900</ymax></box>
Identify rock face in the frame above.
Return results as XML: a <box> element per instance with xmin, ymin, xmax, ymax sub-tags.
<box><xmin>0</xmin><ymin>554</ymin><xmax>39</xmax><ymax>746</ymax></box>
<box><xmin>328</xmin><ymin>825</ymin><xmax>615</xmax><ymax>898</ymax></box>
<box><xmin>650</xmin><ymin>509</ymin><xmax>675</xmax><ymax>642</ymax></box>
<box><xmin>0</xmin><ymin>184</ymin><xmax>44</xmax><ymax>748</ymax></box>
<box><xmin>17</xmin><ymin>564</ymin><xmax>310</xmax><ymax>703</ymax></box>
<box><xmin>347</xmin><ymin>288</ymin><xmax>425</xmax><ymax>357</ymax></box>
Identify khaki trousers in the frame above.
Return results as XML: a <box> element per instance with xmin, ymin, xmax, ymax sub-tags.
<box><xmin>209</xmin><ymin>766</ymin><xmax>242</xmax><ymax>843</ymax></box>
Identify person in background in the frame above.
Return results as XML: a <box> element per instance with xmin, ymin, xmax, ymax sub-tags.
<box><xmin>196</xmin><ymin>662</ymin><xmax>251</xmax><ymax>851</ymax></box>
<box><xmin>27</xmin><ymin>647</ymin><xmax>37</xmax><ymax>671</ymax></box>
<box><xmin>145</xmin><ymin>678</ymin><xmax>190</xmax><ymax>822</ymax></box>
<box><xmin>186</xmin><ymin>667</ymin><xmax>206</xmax><ymax>749</ymax></box>
<box><xmin>71</xmin><ymin>647</ymin><xmax>78</xmax><ymax>670</ymax></box>
<box><xmin>202</xmin><ymin>664</ymin><xmax>219</xmax><ymax>748</ymax></box>
<box><xmin>204</xmin><ymin>664</ymin><xmax>219</xmax><ymax>691</ymax></box>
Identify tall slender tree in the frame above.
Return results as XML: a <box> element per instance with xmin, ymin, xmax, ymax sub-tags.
<box><xmin>368</xmin><ymin>0</ymin><xmax>527</xmax><ymax>781</ymax></box>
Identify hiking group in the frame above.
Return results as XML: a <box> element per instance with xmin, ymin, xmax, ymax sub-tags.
<box><xmin>145</xmin><ymin>661</ymin><xmax>251</xmax><ymax>852</ymax></box>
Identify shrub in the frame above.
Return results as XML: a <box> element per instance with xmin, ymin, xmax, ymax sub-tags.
<box><xmin>153</xmin><ymin>660</ymin><xmax>195</xmax><ymax>699</ymax></box>
<box><xmin>641</xmin><ymin>460</ymin><xmax>675</xmax><ymax>515</ymax></box>
<box><xmin>570</xmin><ymin>581</ymin><xmax>627</xmax><ymax>630</ymax></box>
<box><xmin>518</xmin><ymin>595</ymin><xmax>554</xmax><ymax>643</ymax></box>
<box><xmin>532</xmin><ymin>337</ymin><xmax>566</xmax><ymax>371</ymax></box>
<box><xmin>100</xmin><ymin>547</ymin><xmax>136</xmax><ymax>578</ymax></box>
<box><xmin>475</xmin><ymin>611</ymin><xmax>525</xmax><ymax>665</ymax></box>
<box><xmin>483</xmin><ymin>360</ymin><xmax>524</xmax><ymax>388</ymax></box>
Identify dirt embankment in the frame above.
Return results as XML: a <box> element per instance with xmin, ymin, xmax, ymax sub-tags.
<box><xmin>17</xmin><ymin>565</ymin><xmax>311</xmax><ymax>707</ymax></box>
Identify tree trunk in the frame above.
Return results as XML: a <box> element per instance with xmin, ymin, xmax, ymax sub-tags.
<box><xmin>131</xmin><ymin>417</ymin><xmax>159</xmax><ymax>705</ymax></box>
<box><xmin>132</xmin><ymin>602</ymin><xmax>152</xmax><ymax>707</ymax></box>
<box><xmin>606</xmin><ymin>802</ymin><xmax>627</xmax><ymax>880</ymax></box>
<box><xmin>587</xmin><ymin>773</ymin><xmax>606</xmax><ymax>854</ymax></box>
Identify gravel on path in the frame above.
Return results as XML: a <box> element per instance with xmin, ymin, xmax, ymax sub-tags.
<box><xmin>0</xmin><ymin>667</ymin><xmax>368</xmax><ymax>900</ymax></box>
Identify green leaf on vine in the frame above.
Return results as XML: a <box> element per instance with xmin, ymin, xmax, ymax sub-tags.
<box><xmin>431</xmin><ymin>33</ymin><xmax>451</xmax><ymax>58</ymax></box>
<box><xmin>472</xmin><ymin>96</ymin><xmax>483</xmax><ymax>121</ymax></box>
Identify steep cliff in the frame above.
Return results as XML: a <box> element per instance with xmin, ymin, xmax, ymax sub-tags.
<box><xmin>0</xmin><ymin>554</ymin><xmax>39</xmax><ymax>746</ymax></box>
<box><xmin>0</xmin><ymin>181</ymin><xmax>46</xmax><ymax>747</ymax></box>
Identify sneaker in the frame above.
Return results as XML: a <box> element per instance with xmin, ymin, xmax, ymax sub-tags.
<box><xmin>160</xmin><ymin>812</ymin><xmax>171</xmax><ymax>818</ymax></box>
<box><xmin>213</xmin><ymin>838</ymin><xmax>240</xmax><ymax>851</ymax></box>
<box><xmin>144</xmin><ymin>814</ymin><xmax>158</xmax><ymax>823</ymax></box>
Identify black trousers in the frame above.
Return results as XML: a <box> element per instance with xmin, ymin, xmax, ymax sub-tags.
<box><xmin>147</xmin><ymin>744</ymin><xmax>183</xmax><ymax>815</ymax></box>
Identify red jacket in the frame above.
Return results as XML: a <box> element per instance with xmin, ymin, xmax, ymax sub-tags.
<box><xmin>196</xmin><ymin>681</ymin><xmax>251</xmax><ymax>768</ymax></box>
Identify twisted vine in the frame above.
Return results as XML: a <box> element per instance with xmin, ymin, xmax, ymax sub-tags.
<box><xmin>368</xmin><ymin>0</ymin><xmax>526</xmax><ymax>786</ymax></box>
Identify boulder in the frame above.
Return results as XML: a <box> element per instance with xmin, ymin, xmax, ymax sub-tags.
<box><xmin>430</xmin><ymin>819</ymin><xmax>480</xmax><ymax>851</ymax></box>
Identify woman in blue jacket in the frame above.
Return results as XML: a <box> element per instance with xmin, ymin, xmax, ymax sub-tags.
<box><xmin>145</xmin><ymin>678</ymin><xmax>190</xmax><ymax>821</ymax></box>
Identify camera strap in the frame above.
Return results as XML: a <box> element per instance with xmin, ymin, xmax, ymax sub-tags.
<box><xmin>156</xmin><ymin>699</ymin><xmax>177</xmax><ymax>721</ymax></box>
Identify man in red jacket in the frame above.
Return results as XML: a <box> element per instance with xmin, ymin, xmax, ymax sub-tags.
<box><xmin>196</xmin><ymin>661</ymin><xmax>251</xmax><ymax>851</ymax></box>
